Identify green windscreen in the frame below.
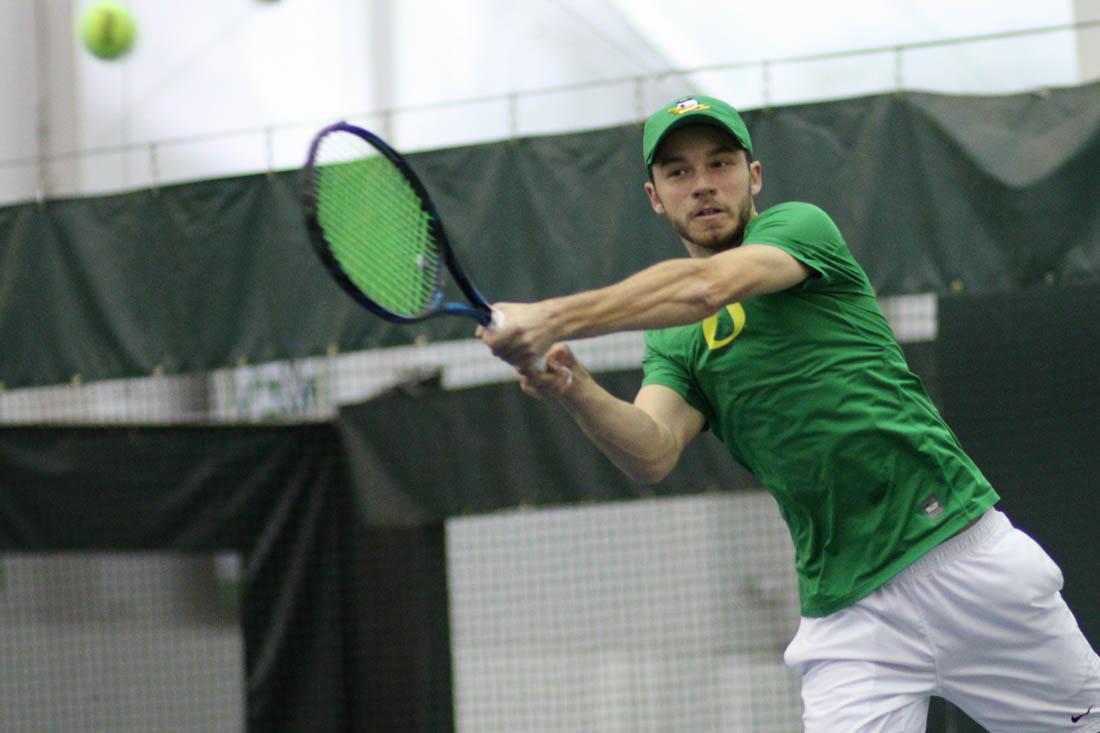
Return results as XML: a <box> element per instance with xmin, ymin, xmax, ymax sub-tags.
<box><xmin>312</xmin><ymin>132</ymin><xmax>442</xmax><ymax>318</ymax></box>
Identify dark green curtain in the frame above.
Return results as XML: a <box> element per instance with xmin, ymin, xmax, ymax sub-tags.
<box><xmin>2</xmin><ymin>82</ymin><xmax>1099</xmax><ymax>389</ymax></box>
<box><xmin>937</xmin><ymin>282</ymin><xmax>1100</xmax><ymax>647</ymax></box>
<box><xmin>0</xmin><ymin>426</ymin><xmax>349</xmax><ymax>732</ymax></box>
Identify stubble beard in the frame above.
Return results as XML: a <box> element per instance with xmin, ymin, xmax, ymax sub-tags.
<box><xmin>673</xmin><ymin>192</ymin><xmax>755</xmax><ymax>254</ymax></box>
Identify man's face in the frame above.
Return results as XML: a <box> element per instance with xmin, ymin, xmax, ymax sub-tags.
<box><xmin>644</xmin><ymin>124</ymin><xmax>762</xmax><ymax>253</ymax></box>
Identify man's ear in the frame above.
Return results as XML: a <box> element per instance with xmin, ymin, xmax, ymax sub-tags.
<box><xmin>749</xmin><ymin>159</ymin><xmax>763</xmax><ymax>197</ymax></box>
<box><xmin>644</xmin><ymin>180</ymin><xmax>665</xmax><ymax>215</ymax></box>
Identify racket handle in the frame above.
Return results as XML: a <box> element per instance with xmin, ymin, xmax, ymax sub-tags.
<box><xmin>488</xmin><ymin>309</ymin><xmax>547</xmax><ymax>372</ymax></box>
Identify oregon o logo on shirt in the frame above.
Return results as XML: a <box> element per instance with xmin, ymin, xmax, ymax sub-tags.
<box><xmin>702</xmin><ymin>303</ymin><xmax>746</xmax><ymax>350</ymax></box>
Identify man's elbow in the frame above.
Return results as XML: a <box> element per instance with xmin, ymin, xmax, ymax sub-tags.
<box><xmin>625</xmin><ymin>456</ymin><xmax>677</xmax><ymax>485</ymax></box>
<box><xmin>678</xmin><ymin>261</ymin><xmax>732</xmax><ymax>315</ymax></box>
<box><xmin>693</xmin><ymin>264</ymin><xmax>758</xmax><ymax>311</ymax></box>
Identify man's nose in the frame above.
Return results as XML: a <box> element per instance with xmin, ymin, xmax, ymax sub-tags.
<box><xmin>692</xmin><ymin>174</ymin><xmax>717</xmax><ymax>196</ymax></box>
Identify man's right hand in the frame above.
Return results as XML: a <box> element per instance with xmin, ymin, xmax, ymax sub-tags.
<box><xmin>476</xmin><ymin>301</ymin><xmax>563</xmax><ymax>373</ymax></box>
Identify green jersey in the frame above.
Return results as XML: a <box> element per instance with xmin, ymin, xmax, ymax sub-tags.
<box><xmin>642</xmin><ymin>201</ymin><xmax>999</xmax><ymax>617</ymax></box>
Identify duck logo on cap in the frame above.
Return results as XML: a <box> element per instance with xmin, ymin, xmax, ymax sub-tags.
<box><xmin>668</xmin><ymin>97</ymin><xmax>711</xmax><ymax>115</ymax></box>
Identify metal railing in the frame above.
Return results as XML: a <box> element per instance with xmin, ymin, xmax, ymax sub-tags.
<box><xmin>2</xmin><ymin>19</ymin><xmax>1097</xmax><ymax>201</ymax></box>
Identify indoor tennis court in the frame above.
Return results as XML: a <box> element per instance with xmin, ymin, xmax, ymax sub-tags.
<box><xmin>1</xmin><ymin>2</ymin><xmax>1098</xmax><ymax>731</ymax></box>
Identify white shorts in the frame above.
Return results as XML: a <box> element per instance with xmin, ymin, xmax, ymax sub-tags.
<box><xmin>783</xmin><ymin>508</ymin><xmax>1100</xmax><ymax>732</ymax></box>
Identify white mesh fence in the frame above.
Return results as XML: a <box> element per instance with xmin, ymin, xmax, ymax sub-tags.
<box><xmin>447</xmin><ymin>492</ymin><xmax>804</xmax><ymax>733</ymax></box>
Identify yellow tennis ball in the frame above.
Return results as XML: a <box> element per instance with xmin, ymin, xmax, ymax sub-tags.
<box><xmin>78</xmin><ymin>2</ymin><xmax>137</xmax><ymax>60</ymax></box>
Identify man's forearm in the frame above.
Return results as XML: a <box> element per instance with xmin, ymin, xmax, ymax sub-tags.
<box><xmin>558</xmin><ymin>376</ymin><xmax>682</xmax><ymax>484</ymax></box>
<box><xmin>541</xmin><ymin>243</ymin><xmax>802</xmax><ymax>342</ymax></box>
<box><xmin>543</xmin><ymin>258</ymin><xmax>721</xmax><ymax>341</ymax></box>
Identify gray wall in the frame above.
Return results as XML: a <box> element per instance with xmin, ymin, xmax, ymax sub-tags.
<box><xmin>0</xmin><ymin>553</ymin><xmax>244</xmax><ymax>732</ymax></box>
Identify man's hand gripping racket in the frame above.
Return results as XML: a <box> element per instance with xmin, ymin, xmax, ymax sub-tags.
<box><xmin>301</xmin><ymin>121</ymin><xmax>564</xmax><ymax>377</ymax></box>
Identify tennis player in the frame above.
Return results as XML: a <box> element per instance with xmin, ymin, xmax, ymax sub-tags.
<box><xmin>478</xmin><ymin>95</ymin><xmax>1100</xmax><ymax>731</ymax></box>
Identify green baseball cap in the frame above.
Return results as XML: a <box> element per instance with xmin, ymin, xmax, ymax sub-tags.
<box><xmin>643</xmin><ymin>95</ymin><xmax>753</xmax><ymax>166</ymax></box>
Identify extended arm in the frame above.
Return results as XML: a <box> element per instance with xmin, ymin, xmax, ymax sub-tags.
<box><xmin>480</xmin><ymin>243</ymin><xmax>811</xmax><ymax>368</ymax></box>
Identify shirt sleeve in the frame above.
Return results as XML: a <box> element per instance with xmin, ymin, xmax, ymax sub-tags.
<box><xmin>743</xmin><ymin>202</ymin><xmax>869</xmax><ymax>295</ymax></box>
<box><xmin>641</xmin><ymin>330</ymin><xmax>710</xmax><ymax>425</ymax></box>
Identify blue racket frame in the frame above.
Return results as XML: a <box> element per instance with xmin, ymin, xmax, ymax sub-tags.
<box><xmin>302</xmin><ymin>121</ymin><xmax>494</xmax><ymax>327</ymax></box>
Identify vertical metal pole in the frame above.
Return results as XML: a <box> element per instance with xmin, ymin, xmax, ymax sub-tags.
<box><xmin>368</xmin><ymin>0</ymin><xmax>396</xmax><ymax>141</ymax></box>
<box><xmin>508</xmin><ymin>93</ymin><xmax>519</xmax><ymax>139</ymax></box>
<box><xmin>33</xmin><ymin>0</ymin><xmax>52</xmax><ymax>204</ymax></box>
<box><xmin>149</xmin><ymin>143</ymin><xmax>160</xmax><ymax>195</ymax></box>
<box><xmin>264</xmin><ymin>126</ymin><xmax>274</xmax><ymax>178</ymax></box>
<box><xmin>381</xmin><ymin>109</ymin><xmax>395</xmax><ymax>145</ymax></box>
<box><xmin>761</xmin><ymin>59</ymin><xmax>771</xmax><ymax>109</ymax></box>
<box><xmin>1072</xmin><ymin>1</ymin><xmax>1100</xmax><ymax>82</ymax></box>
<box><xmin>894</xmin><ymin>46</ymin><xmax>905</xmax><ymax>92</ymax></box>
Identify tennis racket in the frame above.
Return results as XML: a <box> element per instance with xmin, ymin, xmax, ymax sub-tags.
<box><xmin>301</xmin><ymin>121</ymin><xmax>500</xmax><ymax>329</ymax></box>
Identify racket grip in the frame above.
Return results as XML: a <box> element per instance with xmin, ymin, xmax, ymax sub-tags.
<box><xmin>488</xmin><ymin>309</ymin><xmax>547</xmax><ymax>371</ymax></box>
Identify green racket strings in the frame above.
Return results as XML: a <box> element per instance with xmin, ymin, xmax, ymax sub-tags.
<box><xmin>314</xmin><ymin>133</ymin><xmax>442</xmax><ymax>317</ymax></box>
